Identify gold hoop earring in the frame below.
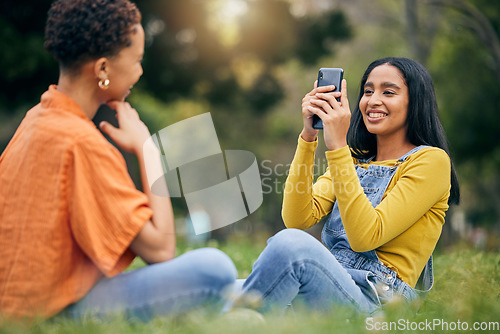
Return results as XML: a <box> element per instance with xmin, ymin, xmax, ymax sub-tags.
<box><xmin>98</xmin><ymin>79</ymin><xmax>110</xmax><ymax>90</ymax></box>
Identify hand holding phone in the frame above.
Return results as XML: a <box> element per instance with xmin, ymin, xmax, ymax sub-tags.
<box><xmin>312</xmin><ymin>68</ymin><xmax>344</xmax><ymax>129</ymax></box>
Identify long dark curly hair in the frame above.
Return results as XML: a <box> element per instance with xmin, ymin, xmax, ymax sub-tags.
<box><xmin>44</xmin><ymin>0</ymin><xmax>141</xmax><ymax>73</ymax></box>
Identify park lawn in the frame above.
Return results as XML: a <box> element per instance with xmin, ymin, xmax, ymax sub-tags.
<box><xmin>1</xmin><ymin>236</ymin><xmax>499</xmax><ymax>334</ymax></box>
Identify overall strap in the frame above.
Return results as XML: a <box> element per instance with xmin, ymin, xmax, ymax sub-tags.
<box><xmin>397</xmin><ymin>145</ymin><xmax>431</xmax><ymax>162</ymax></box>
<box><xmin>390</xmin><ymin>145</ymin><xmax>431</xmax><ymax>171</ymax></box>
<box><xmin>358</xmin><ymin>145</ymin><xmax>432</xmax><ymax>164</ymax></box>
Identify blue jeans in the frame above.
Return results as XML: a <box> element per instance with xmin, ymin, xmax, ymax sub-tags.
<box><xmin>60</xmin><ymin>248</ymin><xmax>237</xmax><ymax>321</ymax></box>
<box><xmin>242</xmin><ymin>229</ymin><xmax>396</xmax><ymax>314</ymax></box>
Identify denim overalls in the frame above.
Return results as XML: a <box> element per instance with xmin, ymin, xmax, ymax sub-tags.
<box><xmin>321</xmin><ymin>146</ymin><xmax>434</xmax><ymax>308</ymax></box>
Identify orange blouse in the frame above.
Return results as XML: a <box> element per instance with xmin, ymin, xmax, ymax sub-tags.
<box><xmin>0</xmin><ymin>86</ymin><xmax>152</xmax><ymax>319</ymax></box>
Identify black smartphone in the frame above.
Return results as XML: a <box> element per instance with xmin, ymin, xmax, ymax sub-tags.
<box><xmin>312</xmin><ymin>68</ymin><xmax>344</xmax><ymax>129</ymax></box>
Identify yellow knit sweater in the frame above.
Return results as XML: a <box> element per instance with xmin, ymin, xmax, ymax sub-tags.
<box><xmin>282</xmin><ymin>136</ymin><xmax>451</xmax><ymax>287</ymax></box>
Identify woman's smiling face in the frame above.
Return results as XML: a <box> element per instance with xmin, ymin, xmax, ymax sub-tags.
<box><xmin>102</xmin><ymin>24</ymin><xmax>145</xmax><ymax>102</ymax></box>
<box><xmin>359</xmin><ymin>64</ymin><xmax>410</xmax><ymax>141</ymax></box>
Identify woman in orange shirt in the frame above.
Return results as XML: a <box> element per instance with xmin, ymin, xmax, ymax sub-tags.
<box><xmin>238</xmin><ymin>58</ymin><xmax>460</xmax><ymax>314</ymax></box>
<box><xmin>0</xmin><ymin>0</ymin><xmax>236</xmax><ymax>321</ymax></box>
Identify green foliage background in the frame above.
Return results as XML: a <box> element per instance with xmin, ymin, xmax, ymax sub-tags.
<box><xmin>1</xmin><ymin>1</ymin><xmax>499</xmax><ymax>331</ymax></box>
<box><xmin>1</xmin><ymin>0</ymin><xmax>500</xmax><ymax>243</ymax></box>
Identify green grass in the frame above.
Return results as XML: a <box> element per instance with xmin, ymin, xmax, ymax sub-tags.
<box><xmin>2</xmin><ymin>237</ymin><xmax>499</xmax><ymax>334</ymax></box>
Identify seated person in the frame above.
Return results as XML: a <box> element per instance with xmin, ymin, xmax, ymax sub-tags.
<box><xmin>0</xmin><ymin>0</ymin><xmax>236</xmax><ymax>322</ymax></box>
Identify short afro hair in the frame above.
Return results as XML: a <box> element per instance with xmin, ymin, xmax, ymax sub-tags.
<box><xmin>44</xmin><ymin>0</ymin><xmax>141</xmax><ymax>72</ymax></box>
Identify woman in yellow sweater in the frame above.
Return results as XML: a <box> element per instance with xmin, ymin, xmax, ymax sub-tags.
<box><xmin>241</xmin><ymin>57</ymin><xmax>460</xmax><ymax>313</ymax></box>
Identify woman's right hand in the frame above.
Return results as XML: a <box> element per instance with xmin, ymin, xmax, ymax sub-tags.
<box><xmin>100</xmin><ymin>100</ymin><xmax>151</xmax><ymax>155</ymax></box>
<box><xmin>300</xmin><ymin>81</ymin><xmax>336</xmax><ymax>142</ymax></box>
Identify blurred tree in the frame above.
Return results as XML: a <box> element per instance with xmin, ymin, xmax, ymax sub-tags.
<box><xmin>0</xmin><ymin>1</ymin><xmax>58</xmax><ymax>109</ymax></box>
<box><xmin>0</xmin><ymin>0</ymin><xmax>351</xmax><ymax>114</ymax></box>
<box><xmin>403</xmin><ymin>0</ymin><xmax>500</xmax><ymax>163</ymax></box>
<box><xmin>0</xmin><ymin>0</ymin><xmax>351</xmax><ymax>142</ymax></box>
<box><xmin>0</xmin><ymin>0</ymin><xmax>352</xmax><ymax>234</ymax></box>
<box><xmin>427</xmin><ymin>0</ymin><xmax>500</xmax><ymax>81</ymax></box>
<box><xmin>425</xmin><ymin>0</ymin><xmax>500</xmax><ymax>228</ymax></box>
<box><xmin>138</xmin><ymin>0</ymin><xmax>351</xmax><ymax>110</ymax></box>
<box><xmin>0</xmin><ymin>0</ymin><xmax>58</xmax><ymax>146</ymax></box>
<box><xmin>409</xmin><ymin>0</ymin><xmax>500</xmax><ymax>229</ymax></box>
<box><xmin>405</xmin><ymin>0</ymin><xmax>442</xmax><ymax>65</ymax></box>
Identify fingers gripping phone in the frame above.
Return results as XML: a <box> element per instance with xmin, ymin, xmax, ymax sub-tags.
<box><xmin>312</xmin><ymin>68</ymin><xmax>344</xmax><ymax>129</ymax></box>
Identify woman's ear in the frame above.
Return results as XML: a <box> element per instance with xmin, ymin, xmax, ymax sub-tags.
<box><xmin>94</xmin><ymin>57</ymin><xmax>108</xmax><ymax>80</ymax></box>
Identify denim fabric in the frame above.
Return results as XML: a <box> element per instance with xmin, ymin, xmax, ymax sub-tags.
<box><xmin>242</xmin><ymin>229</ymin><xmax>379</xmax><ymax>313</ymax></box>
<box><xmin>242</xmin><ymin>146</ymin><xmax>433</xmax><ymax>313</ymax></box>
<box><xmin>322</xmin><ymin>145</ymin><xmax>434</xmax><ymax>304</ymax></box>
<box><xmin>60</xmin><ymin>248</ymin><xmax>237</xmax><ymax>321</ymax></box>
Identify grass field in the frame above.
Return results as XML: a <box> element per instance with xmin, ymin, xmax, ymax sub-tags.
<box><xmin>2</xmin><ymin>236</ymin><xmax>499</xmax><ymax>333</ymax></box>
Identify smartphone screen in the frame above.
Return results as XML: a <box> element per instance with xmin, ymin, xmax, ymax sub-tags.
<box><xmin>312</xmin><ymin>68</ymin><xmax>344</xmax><ymax>129</ymax></box>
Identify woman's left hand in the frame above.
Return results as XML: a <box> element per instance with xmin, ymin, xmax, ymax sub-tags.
<box><xmin>307</xmin><ymin>79</ymin><xmax>351</xmax><ymax>151</ymax></box>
